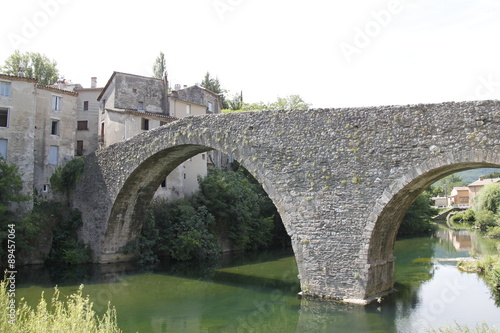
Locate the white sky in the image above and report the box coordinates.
[1,0,499,108]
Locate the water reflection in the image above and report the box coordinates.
[14,235,500,333]
[436,229,475,254]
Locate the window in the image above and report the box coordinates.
[77,120,88,130]
[202,154,205,160]
[138,102,144,111]
[43,184,50,193]
[141,118,149,130]
[83,101,89,111]
[0,108,8,127]
[49,146,59,164]
[208,102,213,113]
[183,173,186,179]
[186,104,191,114]
[100,122,105,140]
[0,139,7,159]
[0,82,11,97]
[161,179,166,188]
[76,140,84,156]
[160,121,167,126]
[52,95,62,111]
[51,120,60,135]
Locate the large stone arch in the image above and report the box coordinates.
[360,149,500,299]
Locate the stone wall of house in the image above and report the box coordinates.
[72,99,500,302]
[115,74,165,113]
[0,76,37,202]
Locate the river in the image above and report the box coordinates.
[15,226,500,332]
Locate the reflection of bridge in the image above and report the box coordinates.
[72,100,500,303]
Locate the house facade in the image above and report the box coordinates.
[448,186,470,208]
[0,74,78,202]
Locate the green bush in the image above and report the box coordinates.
[450,209,476,226]
[0,279,122,332]
[486,226,500,239]
[50,157,84,197]
[475,210,499,231]
[398,193,437,238]
[47,207,91,265]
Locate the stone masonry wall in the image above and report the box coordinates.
[72,100,500,302]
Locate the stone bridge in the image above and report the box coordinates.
[72,100,500,303]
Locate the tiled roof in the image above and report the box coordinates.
[468,178,500,187]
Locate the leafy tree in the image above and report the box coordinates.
[200,72,229,109]
[50,157,84,201]
[227,91,243,111]
[1,50,59,85]
[268,94,311,110]
[223,95,311,113]
[397,193,437,238]
[194,167,274,251]
[475,183,500,214]
[434,174,467,196]
[0,157,29,260]
[152,51,166,79]
[483,171,500,179]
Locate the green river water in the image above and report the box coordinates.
[15,227,500,332]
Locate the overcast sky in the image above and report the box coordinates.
[1,0,499,108]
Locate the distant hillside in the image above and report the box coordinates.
[456,168,500,184]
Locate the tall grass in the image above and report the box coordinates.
[458,255,500,290]
[428,322,500,332]
[0,279,123,332]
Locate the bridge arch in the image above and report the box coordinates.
[361,149,500,299]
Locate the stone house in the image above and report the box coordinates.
[53,77,103,156]
[97,71,223,200]
[0,74,78,202]
[448,186,470,208]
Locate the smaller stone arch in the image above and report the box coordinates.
[360,149,500,299]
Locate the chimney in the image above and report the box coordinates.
[91,77,97,89]
[57,79,65,90]
[479,177,483,181]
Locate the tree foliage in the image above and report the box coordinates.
[1,50,59,85]
[0,158,29,261]
[223,94,311,113]
[50,157,84,198]
[134,166,288,264]
[152,51,166,79]
[200,72,229,109]
[398,193,437,238]
[433,174,467,196]
[474,183,500,231]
